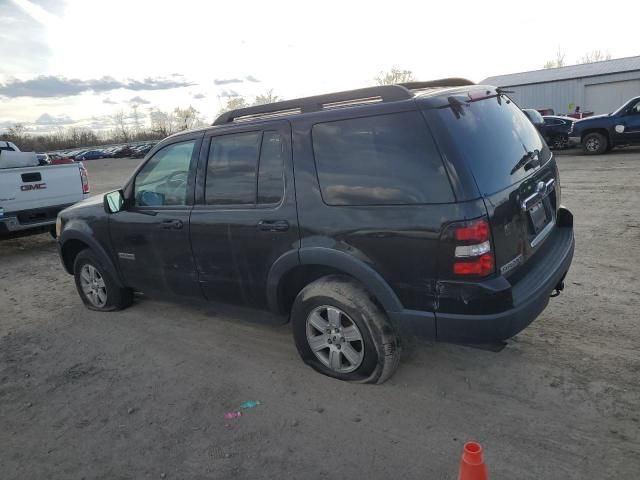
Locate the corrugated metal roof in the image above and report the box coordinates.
[481,55,640,86]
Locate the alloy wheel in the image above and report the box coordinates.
[80,264,108,308]
[306,305,364,373]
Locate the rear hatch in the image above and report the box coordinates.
[423,89,559,277]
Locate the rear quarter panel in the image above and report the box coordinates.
[291,106,485,312]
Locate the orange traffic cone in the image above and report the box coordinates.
[458,441,488,480]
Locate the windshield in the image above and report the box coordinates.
[424,94,550,195]
[612,97,640,116]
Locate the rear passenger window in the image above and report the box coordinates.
[312,112,453,206]
[258,132,285,204]
[206,132,261,205]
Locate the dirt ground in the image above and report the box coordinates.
[1,149,639,479]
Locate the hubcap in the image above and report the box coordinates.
[80,264,107,307]
[586,137,600,151]
[305,306,364,373]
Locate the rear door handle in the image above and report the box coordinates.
[257,220,289,232]
[161,219,183,230]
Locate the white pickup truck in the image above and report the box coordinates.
[0,141,90,237]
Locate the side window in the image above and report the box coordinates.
[312,112,454,206]
[630,101,640,114]
[205,132,261,205]
[134,140,194,207]
[258,131,285,204]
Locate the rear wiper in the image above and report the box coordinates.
[510,150,540,175]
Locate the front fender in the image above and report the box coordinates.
[58,224,124,287]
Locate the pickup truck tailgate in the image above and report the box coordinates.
[0,163,86,214]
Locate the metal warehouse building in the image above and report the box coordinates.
[481,55,640,116]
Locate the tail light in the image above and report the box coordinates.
[79,163,90,194]
[451,218,494,277]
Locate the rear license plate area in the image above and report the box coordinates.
[528,201,549,235]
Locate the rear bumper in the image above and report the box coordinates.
[435,208,574,342]
[0,203,73,236]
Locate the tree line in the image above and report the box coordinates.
[1,75,411,152]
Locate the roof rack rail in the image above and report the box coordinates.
[213,85,412,125]
[397,78,475,90]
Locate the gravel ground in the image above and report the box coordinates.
[1,150,639,479]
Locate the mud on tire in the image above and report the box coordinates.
[291,275,401,384]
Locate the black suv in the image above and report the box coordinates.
[56,79,574,384]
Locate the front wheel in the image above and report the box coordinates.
[582,132,608,155]
[73,249,133,311]
[291,275,401,384]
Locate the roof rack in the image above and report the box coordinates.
[397,78,475,90]
[212,79,476,125]
[213,85,412,125]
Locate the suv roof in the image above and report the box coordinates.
[212,78,475,126]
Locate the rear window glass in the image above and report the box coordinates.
[426,96,550,195]
[311,112,454,206]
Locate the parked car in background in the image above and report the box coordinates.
[131,144,153,158]
[0,141,20,152]
[1,144,90,238]
[522,108,548,140]
[48,153,75,165]
[569,96,640,154]
[112,146,136,158]
[543,116,576,149]
[36,153,51,165]
[76,150,106,161]
[56,80,574,384]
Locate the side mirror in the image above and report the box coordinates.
[104,190,124,214]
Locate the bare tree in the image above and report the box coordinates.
[131,104,141,135]
[254,89,280,105]
[174,106,205,131]
[543,47,566,69]
[217,96,249,116]
[578,50,612,64]
[112,110,131,143]
[375,68,414,85]
[150,109,175,137]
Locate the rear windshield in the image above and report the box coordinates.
[425,95,550,195]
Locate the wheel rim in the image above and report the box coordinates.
[305,305,364,373]
[80,264,107,307]
[586,137,600,151]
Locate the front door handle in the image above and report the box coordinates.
[161,219,183,230]
[257,220,289,232]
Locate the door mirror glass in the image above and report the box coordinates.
[104,190,124,214]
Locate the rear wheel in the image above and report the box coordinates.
[582,132,608,155]
[73,249,133,311]
[291,275,401,384]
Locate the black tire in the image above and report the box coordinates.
[73,249,133,311]
[582,132,608,155]
[291,275,401,384]
[550,135,566,150]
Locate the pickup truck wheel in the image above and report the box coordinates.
[582,132,608,155]
[73,249,133,311]
[291,275,401,384]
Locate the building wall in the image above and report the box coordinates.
[497,71,640,115]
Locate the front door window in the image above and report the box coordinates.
[134,140,195,207]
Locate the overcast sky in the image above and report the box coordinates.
[1,0,639,134]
